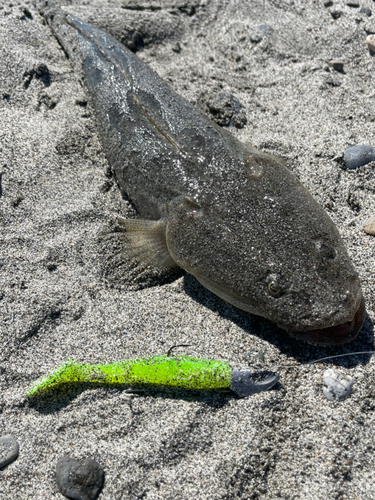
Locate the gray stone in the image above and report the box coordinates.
[0,435,19,469]
[360,6,372,16]
[56,456,104,500]
[245,349,265,363]
[343,145,375,169]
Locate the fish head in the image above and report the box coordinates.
[165,153,365,345]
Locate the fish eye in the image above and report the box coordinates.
[267,275,282,298]
[316,241,336,260]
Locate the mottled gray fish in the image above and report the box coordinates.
[49,13,365,345]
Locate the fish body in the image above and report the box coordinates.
[50,13,365,345]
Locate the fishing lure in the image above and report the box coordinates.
[25,354,279,399]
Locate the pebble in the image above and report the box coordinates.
[331,10,342,19]
[206,92,247,129]
[249,32,262,43]
[171,42,181,53]
[360,6,372,16]
[323,369,353,401]
[328,60,344,72]
[259,24,271,36]
[363,216,375,235]
[343,145,375,169]
[0,435,19,468]
[366,34,375,52]
[245,349,265,363]
[56,456,104,500]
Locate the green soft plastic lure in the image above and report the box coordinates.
[25,355,279,399]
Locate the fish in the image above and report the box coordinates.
[47,12,365,345]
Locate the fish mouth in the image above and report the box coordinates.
[289,297,366,346]
[192,273,366,346]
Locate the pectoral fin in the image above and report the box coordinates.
[98,217,181,290]
[115,217,177,269]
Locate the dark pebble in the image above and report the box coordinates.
[324,0,333,6]
[343,145,375,169]
[0,435,19,469]
[56,456,104,500]
[347,1,360,6]
[206,92,247,128]
[171,42,181,53]
[0,260,4,268]
[329,60,344,72]
[360,6,372,16]
[331,10,342,19]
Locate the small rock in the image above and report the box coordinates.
[205,92,247,128]
[0,435,19,468]
[343,145,375,169]
[360,6,372,16]
[249,24,271,43]
[258,24,271,36]
[331,10,342,19]
[366,34,375,52]
[323,368,353,401]
[249,32,263,43]
[56,456,104,500]
[324,0,333,6]
[364,216,375,235]
[347,1,359,7]
[328,60,344,72]
[171,42,181,53]
[244,349,265,363]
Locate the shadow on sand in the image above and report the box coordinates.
[183,273,374,368]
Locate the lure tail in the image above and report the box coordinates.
[26,356,232,398]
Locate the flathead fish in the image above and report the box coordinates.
[49,13,365,345]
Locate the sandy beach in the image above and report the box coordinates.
[1,0,375,498]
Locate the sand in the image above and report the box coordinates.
[1,0,375,498]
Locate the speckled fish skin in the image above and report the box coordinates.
[52,14,365,345]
